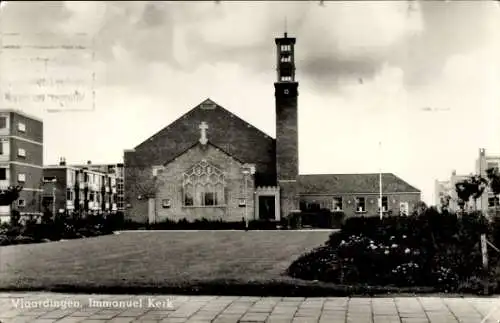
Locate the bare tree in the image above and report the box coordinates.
[126,167,164,200]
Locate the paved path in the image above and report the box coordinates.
[1,292,500,323]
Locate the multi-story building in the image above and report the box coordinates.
[0,110,43,222]
[476,148,500,215]
[69,162,124,212]
[43,159,119,215]
[434,171,473,213]
[435,148,500,215]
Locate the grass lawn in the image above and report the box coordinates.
[0,230,348,296]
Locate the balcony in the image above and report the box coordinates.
[0,152,8,162]
[0,180,10,190]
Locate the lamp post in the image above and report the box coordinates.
[379,141,383,220]
[242,165,256,231]
[242,170,249,230]
[51,178,57,216]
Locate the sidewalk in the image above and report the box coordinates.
[1,292,500,323]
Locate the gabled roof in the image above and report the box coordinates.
[298,173,420,195]
[134,98,273,151]
[129,99,276,185]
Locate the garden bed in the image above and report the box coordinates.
[287,209,500,294]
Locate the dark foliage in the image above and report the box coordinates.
[0,211,125,246]
[145,218,283,230]
[0,186,23,206]
[288,209,492,292]
[282,210,344,229]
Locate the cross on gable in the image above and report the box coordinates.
[199,121,208,145]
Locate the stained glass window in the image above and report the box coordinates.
[183,160,225,206]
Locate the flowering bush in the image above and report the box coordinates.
[288,209,491,292]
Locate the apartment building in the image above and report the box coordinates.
[476,148,500,215]
[435,148,500,215]
[0,110,43,221]
[69,162,124,211]
[434,171,473,213]
[43,159,119,215]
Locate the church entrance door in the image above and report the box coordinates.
[259,196,275,220]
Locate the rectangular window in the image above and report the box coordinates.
[280,55,291,62]
[17,199,25,207]
[238,198,246,207]
[89,192,94,201]
[204,192,215,206]
[17,122,26,132]
[380,196,388,212]
[0,117,6,129]
[162,199,171,208]
[43,176,56,182]
[17,173,25,182]
[184,190,194,206]
[332,197,343,211]
[281,76,292,82]
[17,148,26,157]
[356,197,366,212]
[281,44,291,51]
[0,168,6,180]
[488,197,499,207]
[67,190,73,201]
[0,142,3,155]
[152,166,164,177]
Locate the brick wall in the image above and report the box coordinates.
[10,139,43,166]
[299,192,422,217]
[138,143,255,223]
[15,189,42,214]
[42,168,67,212]
[9,112,43,143]
[279,180,299,219]
[275,82,298,181]
[130,104,276,187]
[10,163,42,190]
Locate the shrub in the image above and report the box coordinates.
[288,208,493,291]
[248,220,278,230]
[0,234,11,246]
[287,245,340,283]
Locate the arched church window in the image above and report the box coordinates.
[183,160,225,206]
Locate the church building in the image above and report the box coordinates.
[124,33,421,224]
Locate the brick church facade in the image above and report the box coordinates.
[124,33,421,224]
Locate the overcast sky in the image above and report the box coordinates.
[1,1,499,204]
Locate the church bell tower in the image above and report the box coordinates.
[274,32,299,218]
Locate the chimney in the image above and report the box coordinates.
[87,160,91,165]
[480,148,486,157]
[59,157,66,166]
[452,169,456,176]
